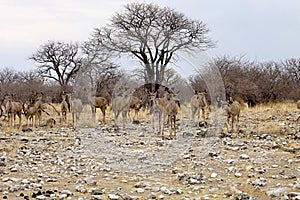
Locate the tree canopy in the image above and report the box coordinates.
[91,2,214,85]
[30,41,82,93]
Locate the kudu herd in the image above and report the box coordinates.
[0,85,255,139]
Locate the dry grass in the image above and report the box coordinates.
[237,101,298,138]
[1,101,299,134]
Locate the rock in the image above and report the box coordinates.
[189,178,199,184]
[8,185,20,192]
[208,152,218,157]
[84,176,97,185]
[211,173,218,178]
[134,181,148,188]
[285,192,300,200]
[91,189,104,195]
[61,190,72,196]
[235,172,242,178]
[59,193,68,199]
[240,154,249,160]
[10,167,18,172]
[148,193,157,199]
[203,195,210,200]
[246,166,253,171]
[108,194,120,200]
[231,193,253,200]
[255,167,266,174]
[294,182,300,189]
[160,186,172,195]
[266,188,287,197]
[91,195,103,200]
[36,195,46,200]
[252,178,267,187]
[176,188,183,194]
[228,166,235,173]
[136,188,145,193]
[193,185,200,191]
[118,194,134,200]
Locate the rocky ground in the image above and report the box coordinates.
[0,103,300,200]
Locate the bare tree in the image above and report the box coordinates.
[282,58,300,99]
[16,70,44,103]
[91,2,214,85]
[283,58,300,84]
[72,37,121,102]
[30,41,82,93]
[0,68,18,99]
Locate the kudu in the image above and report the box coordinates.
[23,101,37,127]
[149,92,164,133]
[4,96,22,128]
[111,91,133,128]
[68,94,83,127]
[22,95,52,127]
[61,94,68,123]
[222,100,241,132]
[191,92,208,125]
[129,96,142,121]
[88,95,108,122]
[162,93,180,138]
[34,96,45,126]
[149,92,180,138]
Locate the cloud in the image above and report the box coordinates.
[0,0,124,46]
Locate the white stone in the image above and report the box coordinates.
[228,166,235,172]
[136,188,145,193]
[160,186,171,195]
[267,188,287,197]
[108,194,120,200]
[211,172,218,178]
[240,154,249,159]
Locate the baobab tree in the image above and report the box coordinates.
[90,2,214,88]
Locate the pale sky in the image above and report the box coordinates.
[1,0,300,71]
